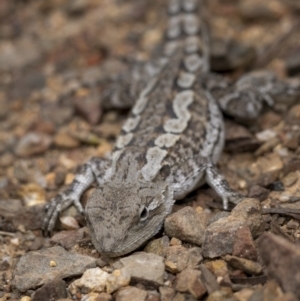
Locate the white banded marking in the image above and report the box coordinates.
[142,147,168,181]
[116,133,133,148]
[177,71,196,88]
[164,90,194,133]
[185,36,201,53]
[104,149,124,181]
[132,76,158,115]
[155,133,180,148]
[158,57,169,67]
[145,57,169,76]
[184,54,203,72]
[164,41,180,56]
[201,91,223,160]
[164,119,189,133]
[168,0,180,14]
[172,90,194,120]
[145,62,162,77]
[122,116,141,133]
[167,16,181,39]
[148,199,160,211]
[183,14,199,35]
[182,0,198,12]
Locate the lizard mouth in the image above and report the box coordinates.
[88,223,153,257]
[91,236,143,257]
[86,222,137,257]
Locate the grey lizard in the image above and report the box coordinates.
[43,0,300,257]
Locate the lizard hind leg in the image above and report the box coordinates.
[205,162,243,210]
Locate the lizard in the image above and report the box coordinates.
[43,0,300,257]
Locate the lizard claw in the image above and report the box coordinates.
[222,192,244,210]
[73,199,85,216]
[42,193,81,233]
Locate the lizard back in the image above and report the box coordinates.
[103,0,224,199]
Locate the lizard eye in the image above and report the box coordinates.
[139,206,149,222]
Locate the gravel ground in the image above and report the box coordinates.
[1,0,300,300]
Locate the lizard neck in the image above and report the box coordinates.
[104,149,147,184]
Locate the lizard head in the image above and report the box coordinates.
[85,180,174,257]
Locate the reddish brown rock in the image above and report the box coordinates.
[164,206,207,246]
[31,279,67,301]
[232,226,258,261]
[202,199,264,258]
[257,233,300,299]
[175,269,207,299]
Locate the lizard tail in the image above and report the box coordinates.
[163,0,210,72]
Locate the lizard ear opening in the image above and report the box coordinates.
[139,205,149,221]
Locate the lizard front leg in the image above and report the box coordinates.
[205,162,243,210]
[43,157,109,232]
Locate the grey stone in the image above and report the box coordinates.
[69,267,108,295]
[119,252,164,287]
[13,246,97,292]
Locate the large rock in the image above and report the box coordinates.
[164,207,207,246]
[232,225,258,261]
[13,246,97,292]
[202,198,264,258]
[119,252,165,287]
[257,233,300,299]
